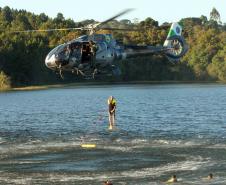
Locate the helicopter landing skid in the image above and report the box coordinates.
[70,65,114,79]
[72,67,86,76]
[71,67,98,79]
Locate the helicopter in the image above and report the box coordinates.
[14,9,188,79]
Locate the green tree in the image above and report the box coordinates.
[0,71,11,90]
[200,15,208,25]
[210,7,221,24]
[207,46,226,81]
[139,17,158,28]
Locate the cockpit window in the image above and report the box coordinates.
[58,45,68,54]
[47,44,66,59]
[59,46,69,56]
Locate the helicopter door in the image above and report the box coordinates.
[95,43,107,61]
[81,43,91,64]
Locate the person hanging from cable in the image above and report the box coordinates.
[107,96,116,130]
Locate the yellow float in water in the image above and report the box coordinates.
[81,144,96,148]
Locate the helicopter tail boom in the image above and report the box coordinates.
[120,22,188,61]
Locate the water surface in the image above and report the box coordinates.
[0,84,226,184]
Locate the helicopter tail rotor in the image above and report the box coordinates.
[163,23,188,61]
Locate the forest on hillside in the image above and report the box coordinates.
[0,6,226,89]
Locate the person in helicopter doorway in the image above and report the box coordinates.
[107,96,116,130]
[69,44,82,67]
[89,40,98,68]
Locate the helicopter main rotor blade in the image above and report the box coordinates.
[4,9,134,34]
[101,9,134,25]
[8,27,86,33]
[100,27,140,31]
[94,8,134,30]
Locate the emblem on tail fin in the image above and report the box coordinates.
[166,23,182,38]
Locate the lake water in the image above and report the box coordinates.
[0,84,226,185]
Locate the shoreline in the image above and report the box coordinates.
[1,80,225,92]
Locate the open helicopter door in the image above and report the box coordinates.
[164,23,188,61]
[81,42,92,64]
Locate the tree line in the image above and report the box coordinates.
[0,6,226,89]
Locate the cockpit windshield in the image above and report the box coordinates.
[47,44,66,59]
[58,46,68,54]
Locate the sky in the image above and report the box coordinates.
[0,0,225,24]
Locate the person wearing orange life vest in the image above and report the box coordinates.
[107,96,116,129]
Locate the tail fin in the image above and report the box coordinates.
[163,23,188,61]
[164,22,182,47]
